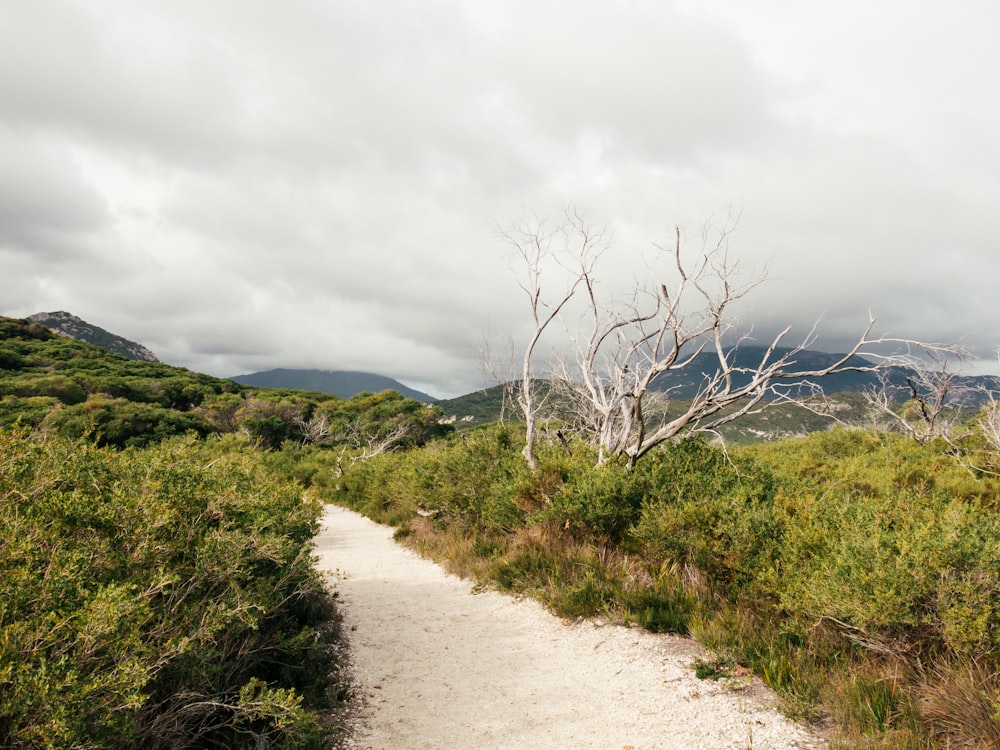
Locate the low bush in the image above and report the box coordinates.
[747,429,1000,659]
[340,423,530,531]
[630,438,782,598]
[540,458,646,544]
[40,395,213,448]
[0,430,341,749]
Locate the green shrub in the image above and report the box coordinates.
[41,396,213,448]
[340,423,529,531]
[0,373,87,404]
[746,429,1000,658]
[630,438,782,597]
[0,430,339,749]
[542,459,647,543]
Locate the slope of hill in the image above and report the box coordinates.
[27,311,159,362]
[438,346,1000,440]
[231,368,436,402]
[0,316,449,450]
[16,312,436,403]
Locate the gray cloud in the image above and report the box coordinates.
[2,0,998,398]
[0,127,108,256]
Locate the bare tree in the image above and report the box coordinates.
[500,207,609,469]
[293,411,331,446]
[477,327,519,425]
[509,210,939,469]
[862,350,972,445]
[977,393,1000,455]
[948,391,1000,477]
[334,423,413,476]
[857,347,1000,479]
[949,354,1000,475]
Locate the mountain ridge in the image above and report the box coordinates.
[28,311,159,362]
[649,345,1000,399]
[231,368,436,403]
[20,311,999,409]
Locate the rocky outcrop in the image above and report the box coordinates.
[27,311,159,362]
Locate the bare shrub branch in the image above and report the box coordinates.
[500,206,611,469]
[508,208,948,468]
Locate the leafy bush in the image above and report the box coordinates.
[341,423,529,531]
[630,438,782,597]
[746,429,1000,658]
[541,458,646,544]
[0,373,88,404]
[317,389,451,449]
[40,395,214,448]
[0,395,59,427]
[0,430,339,749]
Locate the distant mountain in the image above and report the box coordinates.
[649,345,1000,400]
[231,368,436,402]
[648,346,878,397]
[437,346,1000,430]
[27,311,159,362]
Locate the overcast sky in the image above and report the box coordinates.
[3,1,999,398]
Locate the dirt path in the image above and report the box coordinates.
[313,504,825,750]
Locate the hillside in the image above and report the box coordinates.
[436,383,871,443]
[0,316,448,449]
[10,311,997,442]
[27,311,159,362]
[231,368,436,402]
[438,346,999,442]
[18,312,437,404]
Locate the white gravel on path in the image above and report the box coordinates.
[313,504,827,750]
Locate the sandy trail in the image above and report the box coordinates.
[313,504,825,750]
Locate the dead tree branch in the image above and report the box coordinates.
[510,209,949,469]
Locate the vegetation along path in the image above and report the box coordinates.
[313,504,825,750]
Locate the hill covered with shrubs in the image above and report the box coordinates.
[6,310,1000,748]
[0,315,450,748]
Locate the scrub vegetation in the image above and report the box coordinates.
[5,313,1000,748]
[0,431,342,749]
[335,423,1000,749]
[0,317,451,748]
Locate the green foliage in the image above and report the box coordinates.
[0,430,339,749]
[0,318,235,409]
[631,438,782,597]
[340,421,1000,745]
[317,389,452,449]
[341,423,528,530]
[244,413,300,450]
[0,316,443,459]
[540,457,646,544]
[0,373,88,404]
[0,395,59,427]
[746,429,1000,657]
[618,570,699,633]
[41,395,214,448]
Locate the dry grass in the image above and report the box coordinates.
[918,659,1000,749]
